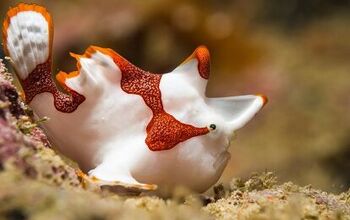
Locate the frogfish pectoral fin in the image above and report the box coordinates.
[207,94,267,131]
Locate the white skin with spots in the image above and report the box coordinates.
[4,6,265,192]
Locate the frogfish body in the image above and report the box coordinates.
[2,4,267,192]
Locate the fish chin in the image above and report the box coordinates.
[213,151,231,173]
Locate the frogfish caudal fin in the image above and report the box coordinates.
[2,3,85,112]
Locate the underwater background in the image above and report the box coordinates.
[1,0,350,193]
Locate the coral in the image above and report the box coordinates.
[205,173,350,220]
[0,59,80,188]
[0,58,349,219]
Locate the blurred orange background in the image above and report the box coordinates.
[1,0,350,193]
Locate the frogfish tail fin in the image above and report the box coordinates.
[2,3,53,102]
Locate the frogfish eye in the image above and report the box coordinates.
[209,124,216,131]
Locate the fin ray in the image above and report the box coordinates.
[2,3,53,80]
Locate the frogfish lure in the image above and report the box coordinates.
[2,3,267,192]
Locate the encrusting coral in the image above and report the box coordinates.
[206,172,350,219]
[0,58,81,188]
[0,58,349,219]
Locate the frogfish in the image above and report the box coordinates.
[2,3,267,192]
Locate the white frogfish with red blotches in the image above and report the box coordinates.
[2,3,267,192]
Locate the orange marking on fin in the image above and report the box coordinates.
[55,46,101,90]
[70,46,97,60]
[88,46,117,59]
[69,52,82,60]
[56,71,79,91]
[181,45,210,79]
[2,3,53,56]
[256,94,268,107]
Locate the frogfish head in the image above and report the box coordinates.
[156,46,267,190]
[161,46,266,146]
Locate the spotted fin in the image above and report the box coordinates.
[2,3,53,80]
